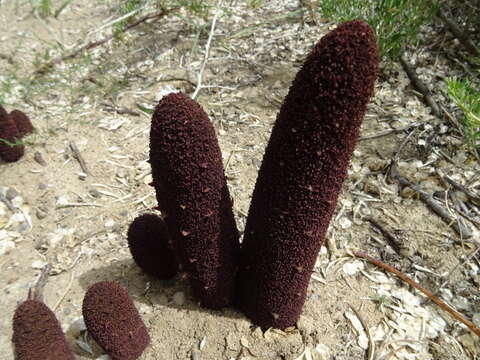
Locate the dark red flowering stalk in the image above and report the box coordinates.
[237,20,379,329]
[128,213,178,279]
[13,301,75,360]
[10,109,33,137]
[0,105,24,162]
[12,266,75,359]
[150,92,240,309]
[82,281,150,360]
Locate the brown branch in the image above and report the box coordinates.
[389,164,472,239]
[354,251,480,338]
[358,123,421,142]
[443,174,480,206]
[366,217,403,255]
[399,54,441,118]
[437,8,478,57]
[27,264,51,302]
[69,141,89,175]
[33,7,179,76]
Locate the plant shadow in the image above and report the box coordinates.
[77,258,246,322]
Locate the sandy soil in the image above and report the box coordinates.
[1,1,479,359]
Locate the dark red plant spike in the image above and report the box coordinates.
[82,281,150,360]
[237,20,379,329]
[150,92,240,309]
[0,104,8,118]
[128,213,179,279]
[12,300,75,360]
[10,109,34,138]
[0,105,24,162]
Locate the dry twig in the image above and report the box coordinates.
[389,164,472,239]
[348,304,375,360]
[358,123,421,142]
[440,171,480,206]
[69,141,89,175]
[355,251,480,338]
[33,7,178,76]
[366,217,404,255]
[437,8,478,56]
[191,10,221,100]
[28,264,51,302]
[399,54,441,118]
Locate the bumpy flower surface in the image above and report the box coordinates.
[0,105,24,162]
[83,281,150,360]
[237,20,379,329]
[10,109,33,138]
[12,300,75,360]
[128,213,178,279]
[150,92,240,309]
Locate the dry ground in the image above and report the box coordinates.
[1,1,479,359]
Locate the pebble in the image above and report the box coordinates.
[0,240,15,256]
[34,151,47,166]
[116,168,127,178]
[297,315,315,335]
[31,259,47,269]
[6,188,19,200]
[36,207,48,220]
[11,196,23,208]
[104,218,118,232]
[172,291,185,306]
[137,303,152,315]
[339,217,352,229]
[18,222,30,232]
[157,294,168,305]
[89,189,102,198]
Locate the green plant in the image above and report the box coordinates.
[372,295,391,311]
[317,0,438,60]
[113,0,146,34]
[246,0,263,9]
[40,0,53,17]
[26,0,74,18]
[446,76,480,153]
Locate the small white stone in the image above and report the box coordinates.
[56,195,70,206]
[104,219,116,231]
[0,240,15,255]
[339,217,352,229]
[32,259,47,269]
[315,344,330,360]
[342,261,364,276]
[11,196,23,208]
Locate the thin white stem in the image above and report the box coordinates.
[191,10,221,100]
